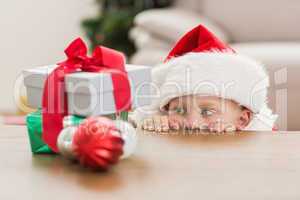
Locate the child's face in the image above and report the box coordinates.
[166,95,252,131]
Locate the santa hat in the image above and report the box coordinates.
[133,24,277,131]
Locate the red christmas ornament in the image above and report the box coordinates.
[72,117,124,170]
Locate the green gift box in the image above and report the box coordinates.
[26,110,128,154]
[26,109,54,154]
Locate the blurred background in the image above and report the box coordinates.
[0,0,172,114]
[1,0,300,130]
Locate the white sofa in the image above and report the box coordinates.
[130,0,300,131]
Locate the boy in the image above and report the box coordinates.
[132,24,277,132]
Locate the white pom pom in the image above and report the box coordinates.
[114,120,137,159]
[57,126,77,160]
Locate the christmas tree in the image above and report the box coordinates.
[82,0,173,57]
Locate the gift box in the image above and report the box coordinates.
[23,64,151,116]
[26,111,129,154]
[26,109,54,154]
[23,38,149,153]
[26,111,83,154]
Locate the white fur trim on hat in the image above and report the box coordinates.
[153,52,269,113]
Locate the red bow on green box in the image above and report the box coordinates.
[42,38,131,152]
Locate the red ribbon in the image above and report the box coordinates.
[42,38,131,152]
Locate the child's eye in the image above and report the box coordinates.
[175,107,185,115]
[201,109,216,117]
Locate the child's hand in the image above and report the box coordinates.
[142,115,169,132]
[208,119,236,133]
[142,115,182,132]
[141,115,237,133]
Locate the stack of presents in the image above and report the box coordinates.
[22,38,151,156]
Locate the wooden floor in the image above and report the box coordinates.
[1,122,300,200]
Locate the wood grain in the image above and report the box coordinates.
[1,122,300,200]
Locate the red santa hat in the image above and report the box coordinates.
[134,24,277,131]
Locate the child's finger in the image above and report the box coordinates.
[160,116,169,132]
[199,123,209,131]
[142,118,154,131]
[147,118,155,131]
[224,123,236,132]
[153,115,162,132]
[191,120,200,130]
[169,121,179,130]
[169,118,180,130]
[209,119,225,133]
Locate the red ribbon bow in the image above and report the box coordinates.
[42,38,131,152]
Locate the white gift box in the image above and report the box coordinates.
[23,64,152,116]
